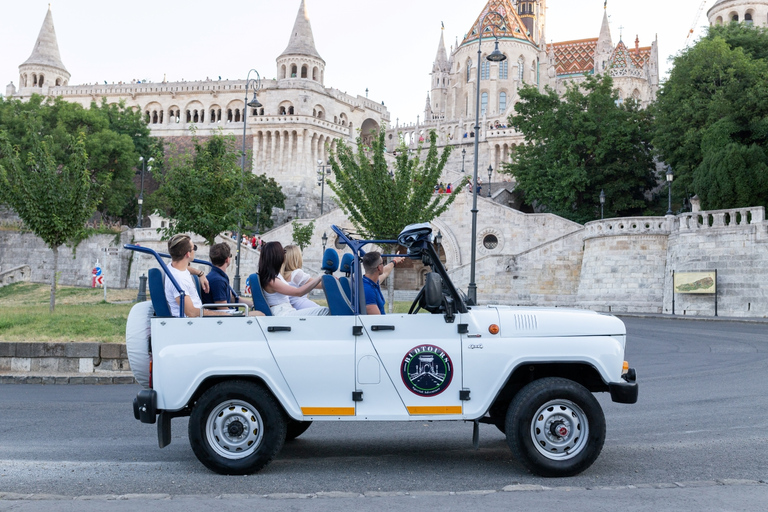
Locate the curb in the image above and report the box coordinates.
[616,313,768,324]
[0,375,136,385]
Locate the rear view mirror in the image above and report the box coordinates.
[423,272,443,311]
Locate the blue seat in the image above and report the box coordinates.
[320,248,353,316]
[148,268,172,317]
[339,253,354,300]
[246,273,273,316]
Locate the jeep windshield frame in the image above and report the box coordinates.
[331,225,468,315]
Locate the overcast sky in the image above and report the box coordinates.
[0,0,715,124]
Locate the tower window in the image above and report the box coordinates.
[481,92,488,116]
[467,59,472,82]
[500,60,508,80]
[481,61,490,80]
[499,92,507,112]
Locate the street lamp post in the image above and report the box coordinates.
[317,159,331,215]
[468,11,507,305]
[255,203,262,235]
[137,156,153,228]
[487,165,493,198]
[233,69,263,295]
[322,232,328,252]
[295,203,300,220]
[599,189,605,220]
[435,230,443,261]
[666,166,674,215]
[461,147,466,173]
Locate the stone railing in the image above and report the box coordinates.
[678,207,765,232]
[0,265,30,288]
[609,67,645,79]
[583,217,671,240]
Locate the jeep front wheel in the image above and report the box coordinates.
[506,377,605,477]
[189,381,286,475]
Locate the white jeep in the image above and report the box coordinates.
[125,223,637,478]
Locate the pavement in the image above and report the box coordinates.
[1,312,766,385]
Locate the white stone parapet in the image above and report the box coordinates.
[583,216,672,240]
[678,207,766,231]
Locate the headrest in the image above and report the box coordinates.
[321,248,339,273]
[340,253,354,274]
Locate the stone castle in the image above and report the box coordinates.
[3,0,768,317]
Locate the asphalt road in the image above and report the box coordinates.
[1,317,767,510]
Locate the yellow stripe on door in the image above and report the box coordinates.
[407,406,462,415]
[301,407,355,416]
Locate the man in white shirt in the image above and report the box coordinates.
[164,234,230,318]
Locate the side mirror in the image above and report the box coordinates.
[423,272,443,311]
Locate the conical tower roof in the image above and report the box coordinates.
[22,6,68,72]
[608,40,634,69]
[460,0,535,47]
[598,8,612,46]
[433,29,449,72]
[280,0,324,62]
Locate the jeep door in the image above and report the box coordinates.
[261,316,357,419]
[358,315,463,419]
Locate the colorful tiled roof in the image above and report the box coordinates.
[460,0,535,47]
[552,38,597,76]
[609,40,651,70]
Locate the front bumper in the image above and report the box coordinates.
[609,368,638,404]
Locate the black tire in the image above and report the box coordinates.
[188,381,286,475]
[505,377,605,477]
[285,420,312,441]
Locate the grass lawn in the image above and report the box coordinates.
[0,283,417,343]
[0,283,137,343]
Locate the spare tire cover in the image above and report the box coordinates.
[125,301,153,388]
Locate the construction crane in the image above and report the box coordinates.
[686,0,708,46]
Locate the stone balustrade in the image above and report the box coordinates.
[0,265,31,288]
[583,216,671,240]
[678,207,765,232]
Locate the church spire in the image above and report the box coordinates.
[433,28,449,73]
[279,0,324,62]
[22,5,68,72]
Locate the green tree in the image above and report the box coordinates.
[0,133,100,312]
[503,74,657,223]
[328,128,466,311]
[653,24,768,210]
[154,133,285,245]
[291,220,316,251]
[0,96,158,223]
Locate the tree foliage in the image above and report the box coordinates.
[328,128,466,241]
[153,133,285,245]
[0,96,161,223]
[503,74,657,223]
[653,23,768,210]
[292,220,315,251]
[0,133,100,312]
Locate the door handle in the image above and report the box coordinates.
[267,326,291,332]
[371,325,395,331]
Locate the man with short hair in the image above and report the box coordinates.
[362,251,404,315]
[164,234,229,318]
[200,242,254,310]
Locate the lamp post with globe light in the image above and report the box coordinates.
[137,156,153,228]
[666,166,674,215]
[468,11,507,305]
[600,189,605,220]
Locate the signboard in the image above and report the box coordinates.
[674,272,716,294]
[102,247,119,256]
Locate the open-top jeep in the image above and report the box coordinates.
[125,223,637,477]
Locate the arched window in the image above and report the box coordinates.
[732,14,739,21]
[38,74,44,86]
[288,106,294,115]
[152,111,158,124]
[745,12,753,24]
[281,65,286,79]
[481,60,490,80]
[32,73,38,86]
[313,66,318,80]
[466,59,472,82]
[259,108,264,115]
[301,65,308,78]
[210,109,217,122]
[227,109,233,122]
[145,111,151,124]
[279,106,286,115]
[499,60,508,80]
[193,110,199,123]
[518,58,525,81]
[55,78,62,86]
[291,65,297,78]
[235,109,241,122]
[481,92,488,116]
[159,111,164,124]
[499,92,507,112]
[186,110,192,123]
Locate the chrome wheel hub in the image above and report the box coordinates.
[530,399,588,460]
[206,400,264,460]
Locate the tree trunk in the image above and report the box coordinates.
[387,266,395,314]
[50,246,58,313]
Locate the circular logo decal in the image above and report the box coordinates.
[401,345,453,396]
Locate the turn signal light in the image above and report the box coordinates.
[622,361,629,375]
[489,324,500,335]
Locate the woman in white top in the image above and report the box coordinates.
[281,245,320,310]
[259,241,329,316]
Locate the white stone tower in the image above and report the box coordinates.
[16,6,70,95]
[593,9,614,75]
[428,28,451,121]
[276,0,326,85]
[708,0,768,26]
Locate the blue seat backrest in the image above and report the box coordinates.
[148,268,172,317]
[339,253,353,300]
[320,248,352,316]
[246,273,273,316]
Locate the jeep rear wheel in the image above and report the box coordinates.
[506,377,605,477]
[189,381,286,475]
